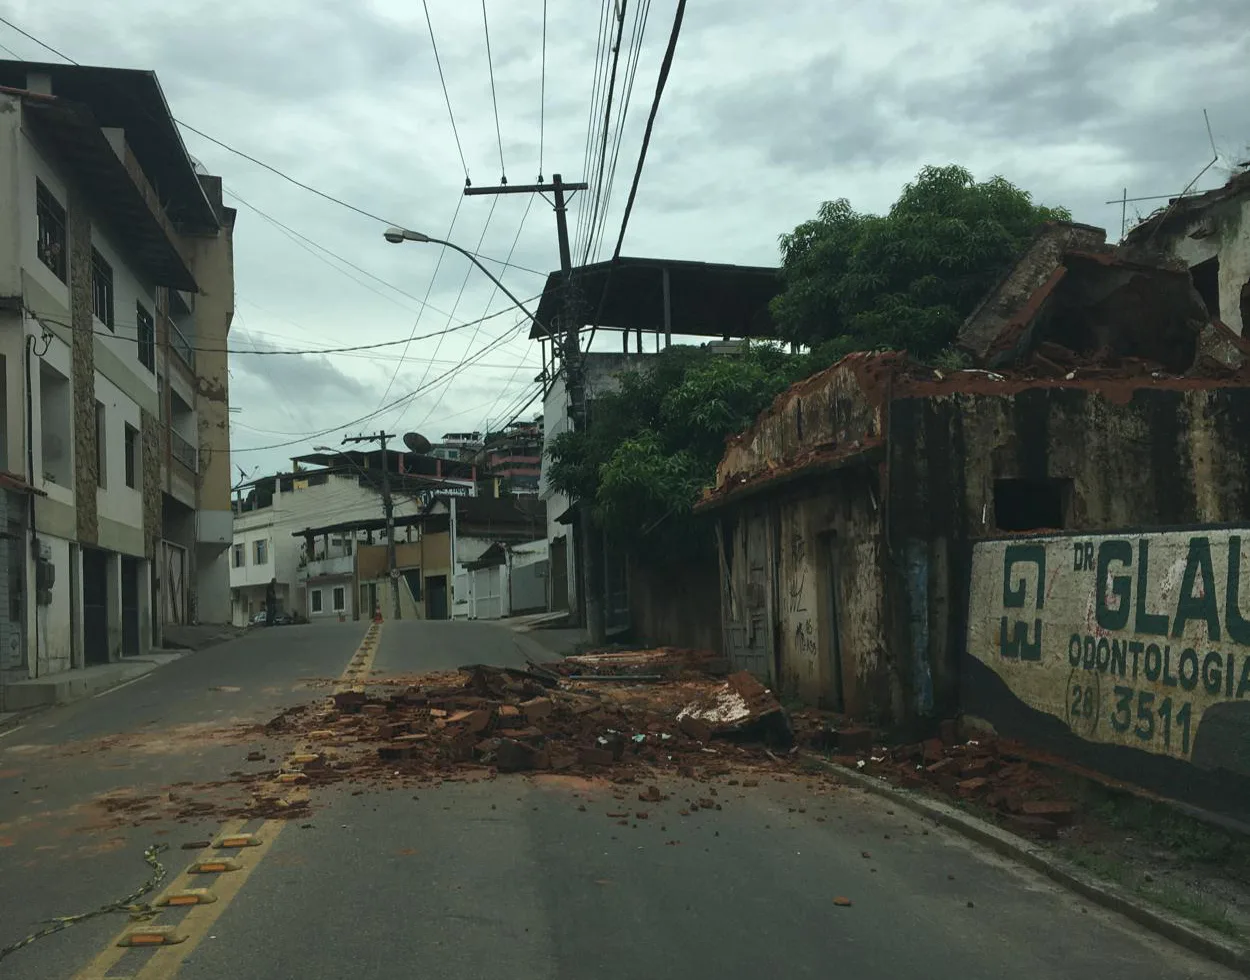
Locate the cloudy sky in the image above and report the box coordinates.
[2,0,1247,479]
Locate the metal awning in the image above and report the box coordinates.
[529,256,782,340]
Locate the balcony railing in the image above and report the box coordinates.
[170,321,195,370]
[171,429,198,472]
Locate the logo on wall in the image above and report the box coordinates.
[1000,544,1045,661]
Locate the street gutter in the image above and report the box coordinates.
[808,754,1250,974]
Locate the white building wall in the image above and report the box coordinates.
[88,221,159,394]
[94,371,143,545]
[1163,197,1250,336]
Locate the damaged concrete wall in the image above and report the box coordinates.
[1126,180,1250,337]
[889,379,1250,815]
[627,542,722,656]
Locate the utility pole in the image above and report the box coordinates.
[464,174,604,641]
[342,431,401,621]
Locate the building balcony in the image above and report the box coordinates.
[171,320,195,371]
[171,429,197,472]
[298,553,355,582]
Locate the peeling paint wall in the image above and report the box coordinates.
[1149,196,1250,336]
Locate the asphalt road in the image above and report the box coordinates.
[0,619,1237,980]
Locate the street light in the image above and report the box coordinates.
[383,226,557,346]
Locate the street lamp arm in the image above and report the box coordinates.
[385,227,561,352]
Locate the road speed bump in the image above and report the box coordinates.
[188,858,241,874]
[308,729,335,739]
[215,832,262,848]
[118,925,187,947]
[156,888,218,907]
[276,771,307,783]
[290,753,321,765]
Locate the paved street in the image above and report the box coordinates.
[0,620,1237,980]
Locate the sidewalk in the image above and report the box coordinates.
[0,650,184,715]
[492,611,588,659]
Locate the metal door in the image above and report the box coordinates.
[426,575,448,620]
[549,537,568,611]
[121,557,140,655]
[720,513,774,682]
[83,548,109,666]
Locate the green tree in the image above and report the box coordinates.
[771,164,1070,360]
[546,344,807,558]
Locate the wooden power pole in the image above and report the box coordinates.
[463,174,603,639]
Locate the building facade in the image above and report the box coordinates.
[0,61,234,705]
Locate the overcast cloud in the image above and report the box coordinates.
[3,0,1247,478]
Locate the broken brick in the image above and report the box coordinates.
[639,785,663,803]
[960,757,998,779]
[956,777,989,797]
[922,738,945,763]
[925,757,961,776]
[938,719,958,745]
[679,715,713,742]
[495,739,549,773]
[361,704,387,716]
[497,705,522,724]
[377,722,410,740]
[578,747,616,767]
[834,726,874,755]
[332,691,367,713]
[1002,814,1059,840]
[520,697,554,724]
[1019,801,1076,825]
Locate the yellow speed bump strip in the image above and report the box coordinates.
[155,889,218,907]
[215,832,262,848]
[118,926,186,948]
[188,858,241,874]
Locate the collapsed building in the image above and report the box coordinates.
[697,218,1250,820]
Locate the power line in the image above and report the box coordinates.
[21,299,538,357]
[388,196,501,430]
[415,194,537,431]
[609,0,687,262]
[374,195,464,410]
[575,0,614,263]
[538,0,548,181]
[587,0,652,263]
[422,0,470,184]
[481,0,507,184]
[582,0,630,264]
[232,318,530,452]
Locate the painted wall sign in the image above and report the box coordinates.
[967,530,1250,773]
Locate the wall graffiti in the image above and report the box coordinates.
[968,530,1250,770]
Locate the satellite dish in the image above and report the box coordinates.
[403,432,431,454]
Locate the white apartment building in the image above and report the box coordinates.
[230,466,426,626]
[0,61,235,706]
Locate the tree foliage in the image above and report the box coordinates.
[546,344,809,557]
[771,164,1071,359]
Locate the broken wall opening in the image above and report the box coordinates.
[1190,256,1220,320]
[992,478,1071,532]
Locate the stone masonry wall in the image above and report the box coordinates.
[68,192,97,545]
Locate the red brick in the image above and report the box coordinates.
[679,715,713,742]
[377,722,410,740]
[639,785,663,803]
[892,743,924,762]
[835,726,874,755]
[938,718,958,745]
[497,705,522,724]
[960,757,998,778]
[578,747,616,766]
[361,704,387,716]
[1019,800,1076,825]
[1003,814,1059,839]
[925,757,961,776]
[956,777,989,797]
[922,738,945,763]
[495,739,549,772]
[521,697,554,723]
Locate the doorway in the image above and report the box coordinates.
[549,536,568,612]
[820,534,845,711]
[121,557,141,655]
[425,575,448,620]
[82,548,110,666]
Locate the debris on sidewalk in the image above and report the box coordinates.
[675,671,793,747]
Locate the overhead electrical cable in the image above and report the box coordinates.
[481,0,507,183]
[422,0,471,184]
[538,0,548,181]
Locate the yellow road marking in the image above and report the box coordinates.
[71,625,379,979]
[131,820,285,980]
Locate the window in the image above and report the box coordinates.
[124,423,138,488]
[36,180,67,281]
[332,586,345,612]
[39,362,71,486]
[1191,257,1220,319]
[91,249,114,329]
[137,303,155,372]
[232,543,244,568]
[311,589,323,613]
[94,401,106,488]
[993,478,1071,531]
[253,539,269,565]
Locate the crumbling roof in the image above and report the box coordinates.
[1123,170,1250,245]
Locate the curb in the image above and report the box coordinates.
[809,755,1250,973]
